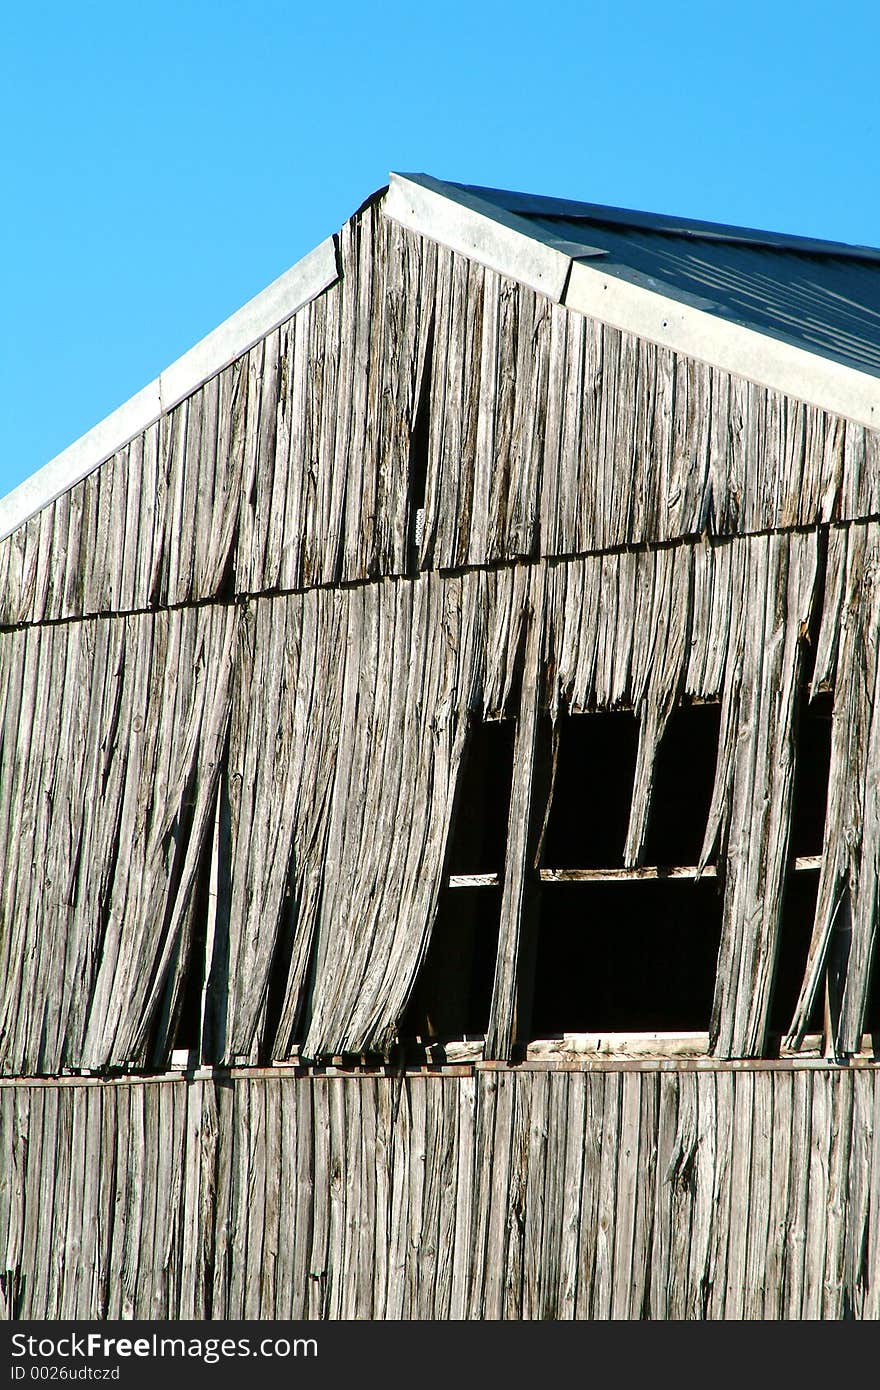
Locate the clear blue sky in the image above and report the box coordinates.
[1,1,878,499]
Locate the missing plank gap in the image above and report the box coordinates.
[402,717,513,1040]
[642,701,722,867]
[542,708,639,868]
[406,317,434,576]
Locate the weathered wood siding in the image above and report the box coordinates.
[1,205,879,629]
[1,523,880,1070]
[1,1067,878,1320]
[2,196,880,1074]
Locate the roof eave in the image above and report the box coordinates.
[0,235,340,544]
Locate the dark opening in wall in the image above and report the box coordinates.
[446,718,514,875]
[770,869,823,1038]
[789,692,833,859]
[865,940,880,1036]
[407,320,433,575]
[527,703,724,1040]
[402,886,501,1039]
[148,769,206,1066]
[402,717,512,1042]
[530,878,723,1034]
[643,702,721,865]
[542,710,638,868]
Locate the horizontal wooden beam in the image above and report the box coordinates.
[447,855,821,890]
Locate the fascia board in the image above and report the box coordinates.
[0,235,340,543]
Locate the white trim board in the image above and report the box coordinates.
[0,236,340,543]
[384,173,880,433]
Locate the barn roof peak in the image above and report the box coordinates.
[2,172,879,543]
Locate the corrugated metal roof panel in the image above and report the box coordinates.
[453,183,880,380]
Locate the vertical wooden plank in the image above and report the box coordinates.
[521,1069,550,1319]
[762,1070,793,1320]
[610,1071,641,1319]
[486,571,545,1059]
[537,1071,569,1319]
[557,1071,586,1320]
[782,1068,812,1317]
[802,1068,832,1318]
[649,1072,678,1319]
[590,1071,621,1319]
[842,1069,874,1319]
[357,1076,380,1318]
[385,1076,412,1320]
[822,1071,853,1319]
[467,1067,500,1317]
[666,1071,697,1321]
[743,1070,773,1317]
[575,1072,605,1320]
[687,1073,716,1320]
[371,1078,393,1321]
[259,1077,281,1318]
[449,1074,476,1318]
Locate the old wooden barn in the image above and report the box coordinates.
[1,174,880,1320]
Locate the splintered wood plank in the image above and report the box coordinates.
[783,1067,812,1318]
[666,1071,697,1320]
[208,1079,234,1317]
[58,1086,87,1318]
[385,1077,413,1320]
[448,1074,476,1318]
[648,1072,678,1319]
[574,1073,605,1319]
[556,1072,586,1319]
[590,1071,622,1319]
[413,1078,441,1317]
[842,1069,874,1319]
[479,1071,513,1319]
[486,570,545,1060]
[179,1078,216,1318]
[711,532,817,1057]
[536,304,568,558]
[801,1068,832,1319]
[864,1072,880,1321]
[610,1070,643,1319]
[259,1077,282,1317]
[625,544,692,865]
[536,1072,569,1320]
[279,1077,311,1319]
[722,1070,754,1319]
[686,1074,716,1319]
[358,1076,381,1318]
[821,1072,853,1319]
[743,1070,773,1317]
[521,1069,549,1319]
[762,1070,794,1320]
[502,1071,530,1319]
[340,1076,365,1320]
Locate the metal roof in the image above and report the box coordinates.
[457,182,880,380]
